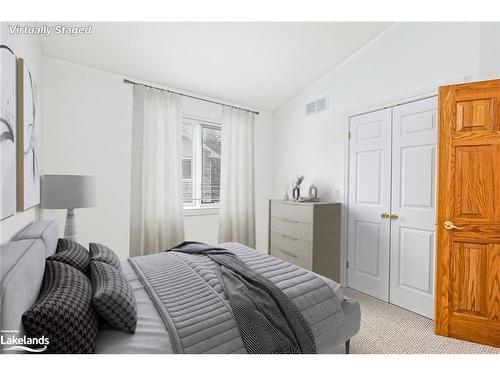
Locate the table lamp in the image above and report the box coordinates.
[41,175,97,241]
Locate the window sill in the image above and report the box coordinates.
[183,207,220,217]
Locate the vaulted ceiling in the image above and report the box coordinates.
[40,22,391,111]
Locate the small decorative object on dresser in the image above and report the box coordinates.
[283,184,290,200]
[308,184,318,200]
[268,199,341,282]
[292,175,304,201]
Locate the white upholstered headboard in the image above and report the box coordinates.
[0,220,59,347]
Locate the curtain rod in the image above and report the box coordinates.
[123,79,259,115]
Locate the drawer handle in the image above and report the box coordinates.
[281,249,298,258]
[281,218,299,224]
[282,234,298,241]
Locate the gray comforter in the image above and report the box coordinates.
[168,242,316,353]
[127,242,345,354]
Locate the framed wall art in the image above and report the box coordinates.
[17,57,40,211]
[0,44,17,220]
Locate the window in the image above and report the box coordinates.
[182,117,221,210]
[182,123,194,203]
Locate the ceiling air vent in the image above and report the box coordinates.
[306,96,329,116]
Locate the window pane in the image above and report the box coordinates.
[201,126,221,204]
[182,124,194,204]
[182,160,192,179]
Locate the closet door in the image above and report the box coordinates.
[347,108,392,301]
[389,97,437,318]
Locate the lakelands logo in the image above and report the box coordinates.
[8,24,92,37]
[1,329,49,353]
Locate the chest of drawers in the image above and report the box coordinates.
[268,199,341,282]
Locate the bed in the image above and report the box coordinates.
[0,220,360,354]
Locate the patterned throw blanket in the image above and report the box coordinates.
[169,242,317,354]
[128,242,344,354]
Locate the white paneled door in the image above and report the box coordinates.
[347,108,392,301]
[347,97,437,318]
[389,97,437,318]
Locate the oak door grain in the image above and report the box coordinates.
[435,79,500,347]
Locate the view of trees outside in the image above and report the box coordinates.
[181,121,221,206]
[201,126,221,203]
[182,124,194,204]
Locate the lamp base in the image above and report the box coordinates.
[64,208,77,241]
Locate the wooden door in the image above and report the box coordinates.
[435,79,500,347]
[390,97,438,318]
[347,108,392,301]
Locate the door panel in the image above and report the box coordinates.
[456,98,500,132]
[347,108,391,300]
[355,150,383,205]
[451,241,488,315]
[400,145,435,208]
[436,79,500,347]
[454,145,496,220]
[390,97,438,318]
[354,220,382,277]
[398,227,434,293]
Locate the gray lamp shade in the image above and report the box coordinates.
[41,175,97,209]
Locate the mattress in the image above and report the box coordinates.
[95,243,357,354]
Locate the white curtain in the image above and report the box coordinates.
[129,85,184,256]
[218,107,255,247]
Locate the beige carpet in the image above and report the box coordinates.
[333,288,500,354]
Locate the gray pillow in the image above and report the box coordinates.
[48,238,90,274]
[90,260,137,334]
[89,242,121,270]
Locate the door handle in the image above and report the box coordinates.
[443,221,462,230]
[390,213,399,220]
[380,212,390,219]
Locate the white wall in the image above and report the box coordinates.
[42,57,273,259]
[272,22,500,203]
[0,23,43,245]
[478,23,500,79]
[41,58,132,257]
[254,110,274,251]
